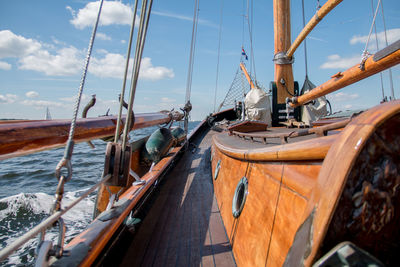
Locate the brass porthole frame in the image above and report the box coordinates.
[232,176,248,218]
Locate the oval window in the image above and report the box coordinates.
[232,177,248,218]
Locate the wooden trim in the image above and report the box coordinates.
[291,49,400,107]
[303,100,400,265]
[59,120,207,266]
[286,0,343,57]
[64,146,183,266]
[213,133,336,161]
[0,112,173,160]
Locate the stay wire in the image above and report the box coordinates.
[301,0,309,78]
[213,0,224,112]
[122,0,154,150]
[361,0,381,62]
[380,0,395,99]
[245,0,256,84]
[186,0,200,104]
[370,0,385,100]
[185,0,200,133]
[114,0,139,142]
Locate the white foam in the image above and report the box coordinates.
[0,189,95,265]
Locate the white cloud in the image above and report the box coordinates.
[161,97,175,103]
[0,94,17,104]
[97,32,111,41]
[21,99,66,108]
[0,30,82,76]
[26,91,39,98]
[19,47,82,76]
[328,92,359,102]
[320,54,360,69]
[90,53,174,80]
[0,61,11,70]
[0,30,41,58]
[344,104,353,109]
[0,30,173,80]
[59,94,89,102]
[350,28,400,51]
[89,52,125,78]
[140,57,175,80]
[152,10,217,28]
[68,1,136,29]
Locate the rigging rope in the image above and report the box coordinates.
[370,0,385,100]
[218,67,250,112]
[301,0,309,78]
[55,0,104,189]
[380,0,395,99]
[213,0,224,113]
[0,174,112,262]
[184,0,200,134]
[114,0,139,142]
[360,0,381,70]
[244,0,257,81]
[121,0,154,150]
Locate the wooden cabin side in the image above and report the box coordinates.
[211,100,400,266]
[211,129,328,266]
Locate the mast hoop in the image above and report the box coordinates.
[273,52,294,65]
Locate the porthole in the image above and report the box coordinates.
[214,160,221,180]
[232,177,248,218]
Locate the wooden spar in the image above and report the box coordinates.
[239,62,255,89]
[0,112,182,160]
[273,0,294,104]
[286,0,343,58]
[291,45,400,107]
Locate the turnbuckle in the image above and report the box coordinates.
[35,218,67,266]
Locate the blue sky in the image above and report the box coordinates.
[0,0,399,120]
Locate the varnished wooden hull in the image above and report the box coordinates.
[211,100,400,266]
[49,102,400,266]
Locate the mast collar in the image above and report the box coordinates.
[273,52,294,65]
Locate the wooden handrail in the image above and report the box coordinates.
[239,62,255,89]
[286,0,343,58]
[291,45,400,107]
[0,112,181,160]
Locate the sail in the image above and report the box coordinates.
[45,107,51,120]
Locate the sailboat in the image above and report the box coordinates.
[0,0,399,266]
[45,107,52,120]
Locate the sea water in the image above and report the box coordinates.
[0,122,200,266]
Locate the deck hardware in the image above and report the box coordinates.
[82,94,97,148]
[103,142,131,187]
[35,218,66,266]
[214,160,221,180]
[232,177,248,218]
[210,148,214,162]
[130,169,145,186]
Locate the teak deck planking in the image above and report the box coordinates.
[120,128,236,267]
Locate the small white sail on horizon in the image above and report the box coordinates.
[45,107,52,120]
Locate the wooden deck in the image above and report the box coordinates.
[120,128,236,267]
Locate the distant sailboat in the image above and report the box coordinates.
[44,107,51,120]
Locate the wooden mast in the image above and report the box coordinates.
[273,0,294,104]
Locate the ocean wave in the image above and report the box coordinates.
[0,189,95,266]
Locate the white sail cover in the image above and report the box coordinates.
[300,78,327,126]
[244,87,272,125]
